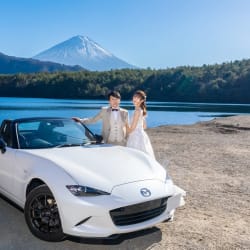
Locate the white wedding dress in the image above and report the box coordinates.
[127,109,155,159]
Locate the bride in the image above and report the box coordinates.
[126,90,155,159]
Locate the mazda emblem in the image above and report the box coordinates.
[140,188,151,197]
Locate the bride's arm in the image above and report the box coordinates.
[143,116,147,129]
[127,109,140,133]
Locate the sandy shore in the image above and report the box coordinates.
[146,115,250,250]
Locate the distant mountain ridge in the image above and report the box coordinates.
[33,35,136,71]
[0,52,84,74]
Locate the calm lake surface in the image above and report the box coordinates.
[1,97,250,132]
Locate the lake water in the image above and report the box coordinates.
[1,97,250,132]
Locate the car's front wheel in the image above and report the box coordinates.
[24,184,65,242]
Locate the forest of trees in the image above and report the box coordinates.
[0,58,250,103]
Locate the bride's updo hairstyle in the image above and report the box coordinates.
[134,90,147,117]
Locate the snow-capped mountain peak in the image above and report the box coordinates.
[56,35,113,58]
[33,35,136,71]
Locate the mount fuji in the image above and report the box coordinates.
[33,35,136,71]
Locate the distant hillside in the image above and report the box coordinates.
[0,52,85,74]
[33,35,137,71]
[0,58,250,103]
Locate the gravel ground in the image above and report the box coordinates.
[147,115,250,250]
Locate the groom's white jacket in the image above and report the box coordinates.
[82,106,129,143]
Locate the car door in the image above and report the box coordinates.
[0,120,20,198]
[0,146,18,197]
[0,120,31,204]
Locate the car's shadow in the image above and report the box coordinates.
[0,193,24,212]
[68,226,161,245]
[0,194,162,250]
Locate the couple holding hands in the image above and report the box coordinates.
[73,90,155,159]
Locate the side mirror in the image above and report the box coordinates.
[94,134,103,144]
[0,138,7,153]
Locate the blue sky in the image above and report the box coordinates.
[1,0,250,69]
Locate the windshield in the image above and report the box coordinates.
[17,118,93,149]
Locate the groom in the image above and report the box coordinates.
[73,91,129,146]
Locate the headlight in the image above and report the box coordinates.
[66,185,110,197]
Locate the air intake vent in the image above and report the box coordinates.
[110,197,170,226]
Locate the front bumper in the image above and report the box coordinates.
[59,179,185,238]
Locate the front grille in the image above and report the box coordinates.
[110,197,170,226]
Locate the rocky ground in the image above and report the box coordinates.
[147,115,250,250]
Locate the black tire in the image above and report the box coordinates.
[24,184,65,242]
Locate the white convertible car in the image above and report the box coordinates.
[0,117,185,242]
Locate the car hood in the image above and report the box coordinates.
[26,144,166,192]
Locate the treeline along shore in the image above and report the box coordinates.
[0,58,250,103]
